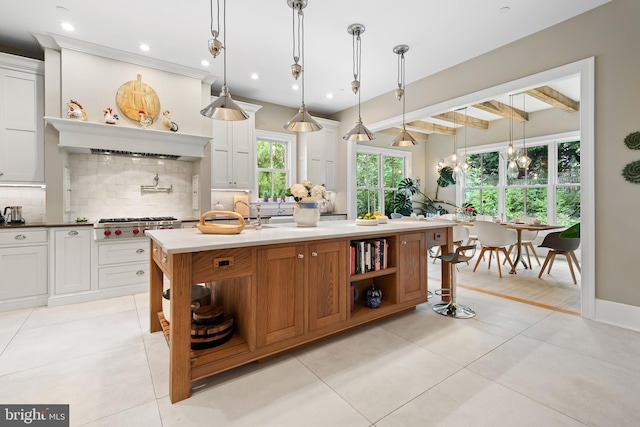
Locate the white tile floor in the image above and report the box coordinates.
[2,289,640,427]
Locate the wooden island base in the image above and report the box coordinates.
[148,222,453,403]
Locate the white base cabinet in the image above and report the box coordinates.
[96,240,149,290]
[52,228,91,295]
[0,229,48,311]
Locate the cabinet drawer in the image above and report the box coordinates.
[98,263,148,289]
[192,247,253,283]
[426,228,448,247]
[98,241,149,265]
[0,229,47,245]
[152,241,171,274]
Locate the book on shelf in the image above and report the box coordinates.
[350,238,390,275]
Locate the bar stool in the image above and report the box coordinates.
[433,244,477,319]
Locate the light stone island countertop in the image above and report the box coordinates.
[146,219,453,254]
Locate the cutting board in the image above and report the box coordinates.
[233,195,250,218]
[116,74,161,121]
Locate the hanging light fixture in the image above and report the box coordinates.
[450,110,461,173]
[462,107,472,172]
[343,23,375,142]
[391,45,417,147]
[507,94,519,179]
[284,0,322,133]
[200,0,249,121]
[517,93,532,169]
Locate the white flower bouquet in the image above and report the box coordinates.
[286,181,327,202]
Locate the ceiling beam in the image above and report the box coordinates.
[473,100,529,122]
[405,120,456,135]
[378,128,429,141]
[525,86,579,113]
[433,111,489,130]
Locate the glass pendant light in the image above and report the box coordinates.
[343,23,375,141]
[391,45,417,147]
[200,0,249,121]
[506,94,519,178]
[284,0,322,133]
[517,93,532,169]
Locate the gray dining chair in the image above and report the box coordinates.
[538,231,581,284]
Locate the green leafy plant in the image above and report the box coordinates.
[392,177,457,216]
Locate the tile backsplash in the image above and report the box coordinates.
[67,154,195,221]
[0,187,46,223]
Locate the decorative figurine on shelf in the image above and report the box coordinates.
[138,109,154,129]
[162,110,179,132]
[366,284,382,309]
[102,107,119,125]
[66,100,87,121]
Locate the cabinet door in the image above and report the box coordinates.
[54,229,91,294]
[211,120,232,188]
[256,245,305,347]
[231,119,254,188]
[397,232,428,303]
[308,241,347,331]
[0,68,44,183]
[0,245,47,299]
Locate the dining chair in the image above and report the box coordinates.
[472,220,517,278]
[465,215,493,247]
[537,231,581,284]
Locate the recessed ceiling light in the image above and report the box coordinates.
[292,84,299,91]
[60,22,74,32]
[139,44,150,52]
[201,60,210,67]
[326,93,334,99]
[499,6,510,13]
[250,73,259,80]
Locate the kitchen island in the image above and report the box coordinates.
[147,219,453,403]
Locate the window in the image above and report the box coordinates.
[461,136,580,226]
[256,131,295,200]
[356,146,410,215]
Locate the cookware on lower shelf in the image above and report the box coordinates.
[190,315,234,350]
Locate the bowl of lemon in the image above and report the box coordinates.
[355,212,379,226]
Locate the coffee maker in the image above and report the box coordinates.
[3,206,25,224]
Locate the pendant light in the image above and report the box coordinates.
[517,93,532,169]
[507,94,519,178]
[462,107,472,172]
[284,0,322,133]
[343,23,375,141]
[391,45,417,147]
[200,0,249,121]
[451,110,461,173]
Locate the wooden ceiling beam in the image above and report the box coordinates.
[378,128,429,141]
[405,120,456,135]
[433,111,489,130]
[525,86,579,113]
[473,100,529,122]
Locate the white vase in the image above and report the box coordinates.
[293,197,320,227]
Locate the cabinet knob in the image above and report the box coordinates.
[311,252,318,257]
[153,246,158,252]
[162,254,168,263]
[401,240,407,245]
[68,230,79,236]
[298,254,304,259]
[136,270,145,276]
[136,248,145,254]
[0,172,3,176]
[15,234,26,240]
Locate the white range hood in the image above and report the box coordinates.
[45,117,211,161]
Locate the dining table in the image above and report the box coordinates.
[503,223,564,274]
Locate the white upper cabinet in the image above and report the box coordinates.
[0,53,44,184]
[305,117,338,190]
[210,101,263,189]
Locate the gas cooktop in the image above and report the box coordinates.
[97,217,178,223]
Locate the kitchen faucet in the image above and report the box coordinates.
[233,200,262,230]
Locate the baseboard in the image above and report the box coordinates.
[594,298,640,332]
[47,285,148,307]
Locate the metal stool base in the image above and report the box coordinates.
[433,302,476,319]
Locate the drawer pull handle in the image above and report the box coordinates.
[298,254,304,259]
[15,234,26,240]
[68,230,79,236]
[136,270,145,276]
[213,257,234,269]
[136,248,145,254]
[401,240,407,245]
[311,252,318,257]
